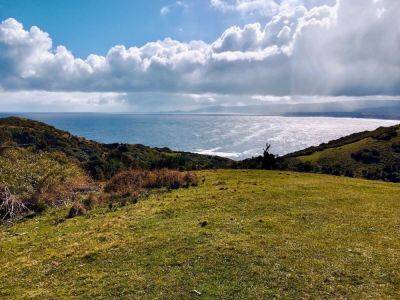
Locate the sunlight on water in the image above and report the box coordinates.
[4,113,398,160]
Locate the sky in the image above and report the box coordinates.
[0,0,399,112]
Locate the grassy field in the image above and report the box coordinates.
[1,170,399,298]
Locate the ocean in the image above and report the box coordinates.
[1,113,398,160]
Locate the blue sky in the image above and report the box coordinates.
[0,0,399,112]
[0,0,248,58]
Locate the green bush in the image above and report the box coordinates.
[351,149,380,164]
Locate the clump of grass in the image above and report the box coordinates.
[66,193,106,219]
[105,169,198,197]
[81,193,99,210]
[67,202,87,219]
[0,148,93,220]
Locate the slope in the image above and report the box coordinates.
[0,116,234,179]
[0,170,399,298]
[282,124,400,181]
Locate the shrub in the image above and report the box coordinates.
[0,148,92,219]
[382,165,400,182]
[67,202,87,219]
[392,142,400,153]
[82,193,98,210]
[105,169,198,197]
[362,169,381,180]
[295,161,314,172]
[262,143,276,169]
[372,127,398,141]
[351,149,380,164]
[0,186,29,220]
[344,169,354,177]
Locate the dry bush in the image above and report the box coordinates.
[67,202,87,219]
[0,186,29,220]
[30,169,93,208]
[82,193,98,210]
[104,169,147,196]
[105,169,198,197]
[65,194,104,219]
[0,148,94,219]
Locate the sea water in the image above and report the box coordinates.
[1,113,397,160]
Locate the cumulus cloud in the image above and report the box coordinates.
[0,0,399,98]
[209,0,337,17]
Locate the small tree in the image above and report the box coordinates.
[262,143,276,169]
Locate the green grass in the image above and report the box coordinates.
[298,138,372,163]
[287,126,400,181]
[1,170,400,298]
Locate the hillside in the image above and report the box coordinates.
[281,124,400,182]
[0,117,234,179]
[1,170,399,298]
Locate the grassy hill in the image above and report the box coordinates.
[1,170,399,298]
[281,124,400,182]
[1,118,399,298]
[0,117,234,179]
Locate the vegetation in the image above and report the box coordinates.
[241,124,400,182]
[285,125,399,157]
[0,117,399,297]
[240,143,276,170]
[0,148,92,220]
[282,124,400,182]
[0,170,399,298]
[105,169,198,196]
[0,147,199,221]
[4,116,399,183]
[0,116,234,180]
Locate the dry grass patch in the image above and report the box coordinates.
[0,148,93,220]
[105,169,198,197]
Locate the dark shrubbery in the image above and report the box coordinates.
[351,149,380,164]
[295,161,314,172]
[262,144,276,169]
[392,141,400,153]
[238,144,277,169]
[372,127,398,141]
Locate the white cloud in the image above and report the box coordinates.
[160,6,170,15]
[0,91,128,112]
[209,0,337,17]
[210,0,280,16]
[0,0,399,99]
[160,1,187,15]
